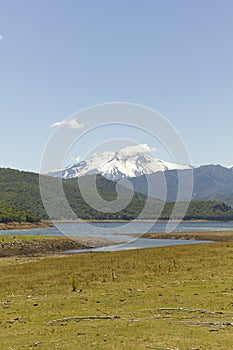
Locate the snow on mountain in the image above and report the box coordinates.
[45,144,192,180]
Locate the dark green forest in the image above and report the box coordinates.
[0,168,233,222]
[0,205,40,224]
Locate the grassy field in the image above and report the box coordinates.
[142,230,233,242]
[0,241,233,349]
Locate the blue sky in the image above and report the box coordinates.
[0,0,233,172]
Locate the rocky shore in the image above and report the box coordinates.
[0,237,88,257]
[0,235,123,257]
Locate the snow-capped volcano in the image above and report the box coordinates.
[46,145,192,180]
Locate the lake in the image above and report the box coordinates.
[1,221,232,253]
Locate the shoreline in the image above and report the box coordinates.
[0,235,121,258]
[1,230,233,258]
[0,221,52,231]
[142,231,233,242]
[1,219,232,232]
[51,219,233,223]
[0,236,87,257]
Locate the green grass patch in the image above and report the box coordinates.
[0,235,56,243]
[0,242,233,349]
[0,234,56,243]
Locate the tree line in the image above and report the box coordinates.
[1,168,233,221]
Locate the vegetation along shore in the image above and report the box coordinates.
[0,221,51,231]
[142,230,233,242]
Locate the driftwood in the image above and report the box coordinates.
[47,315,120,325]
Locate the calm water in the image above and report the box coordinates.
[1,221,232,253]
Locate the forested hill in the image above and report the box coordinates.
[0,168,47,219]
[0,205,40,224]
[161,201,233,221]
[0,167,233,221]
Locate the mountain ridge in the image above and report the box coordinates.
[45,145,192,180]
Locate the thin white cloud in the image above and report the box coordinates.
[0,34,3,41]
[51,118,84,129]
[91,144,156,161]
[118,144,156,157]
[72,156,81,163]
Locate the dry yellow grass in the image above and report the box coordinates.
[0,241,233,349]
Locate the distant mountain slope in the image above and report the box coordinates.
[193,165,233,202]
[126,165,233,206]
